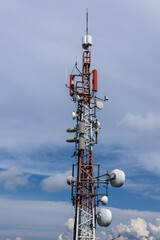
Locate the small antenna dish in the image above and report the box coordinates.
[100,196,108,206]
[96,101,104,110]
[66,176,75,185]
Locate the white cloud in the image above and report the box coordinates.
[0,167,29,191]
[41,170,71,192]
[119,218,149,237]
[57,208,160,240]
[64,218,74,231]
[58,218,74,240]
[149,218,160,238]
[109,217,160,239]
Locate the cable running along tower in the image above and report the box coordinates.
[66,12,125,240]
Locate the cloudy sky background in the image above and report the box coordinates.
[0,0,160,239]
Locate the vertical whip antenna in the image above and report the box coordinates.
[86,10,88,35]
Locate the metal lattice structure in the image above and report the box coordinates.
[66,11,125,240]
[74,48,95,239]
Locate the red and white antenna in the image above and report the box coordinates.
[66,12,125,240]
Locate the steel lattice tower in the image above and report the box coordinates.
[66,11,125,240]
[74,48,95,240]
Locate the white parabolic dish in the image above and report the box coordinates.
[66,176,75,185]
[110,169,125,188]
[97,208,112,227]
[96,101,104,110]
[100,196,108,206]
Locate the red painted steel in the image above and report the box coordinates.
[70,75,74,96]
[76,49,94,214]
[93,69,98,92]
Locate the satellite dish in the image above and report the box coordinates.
[96,101,104,110]
[66,176,75,185]
[97,208,112,227]
[100,196,108,206]
[110,169,125,188]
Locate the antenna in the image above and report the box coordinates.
[86,10,88,35]
[65,13,125,240]
[82,11,92,49]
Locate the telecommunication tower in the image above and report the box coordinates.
[66,12,125,240]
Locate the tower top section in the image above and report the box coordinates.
[82,11,92,49]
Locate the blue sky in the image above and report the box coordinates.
[0,0,160,239]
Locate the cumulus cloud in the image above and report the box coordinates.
[57,218,74,240]
[64,218,74,231]
[148,218,160,238]
[58,217,160,240]
[41,170,71,192]
[109,217,160,240]
[57,209,160,240]
[0,167,29,191]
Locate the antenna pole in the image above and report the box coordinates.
[86,10,88,35]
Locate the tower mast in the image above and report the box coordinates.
[74,10,95,239]
[66,12,125,240]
